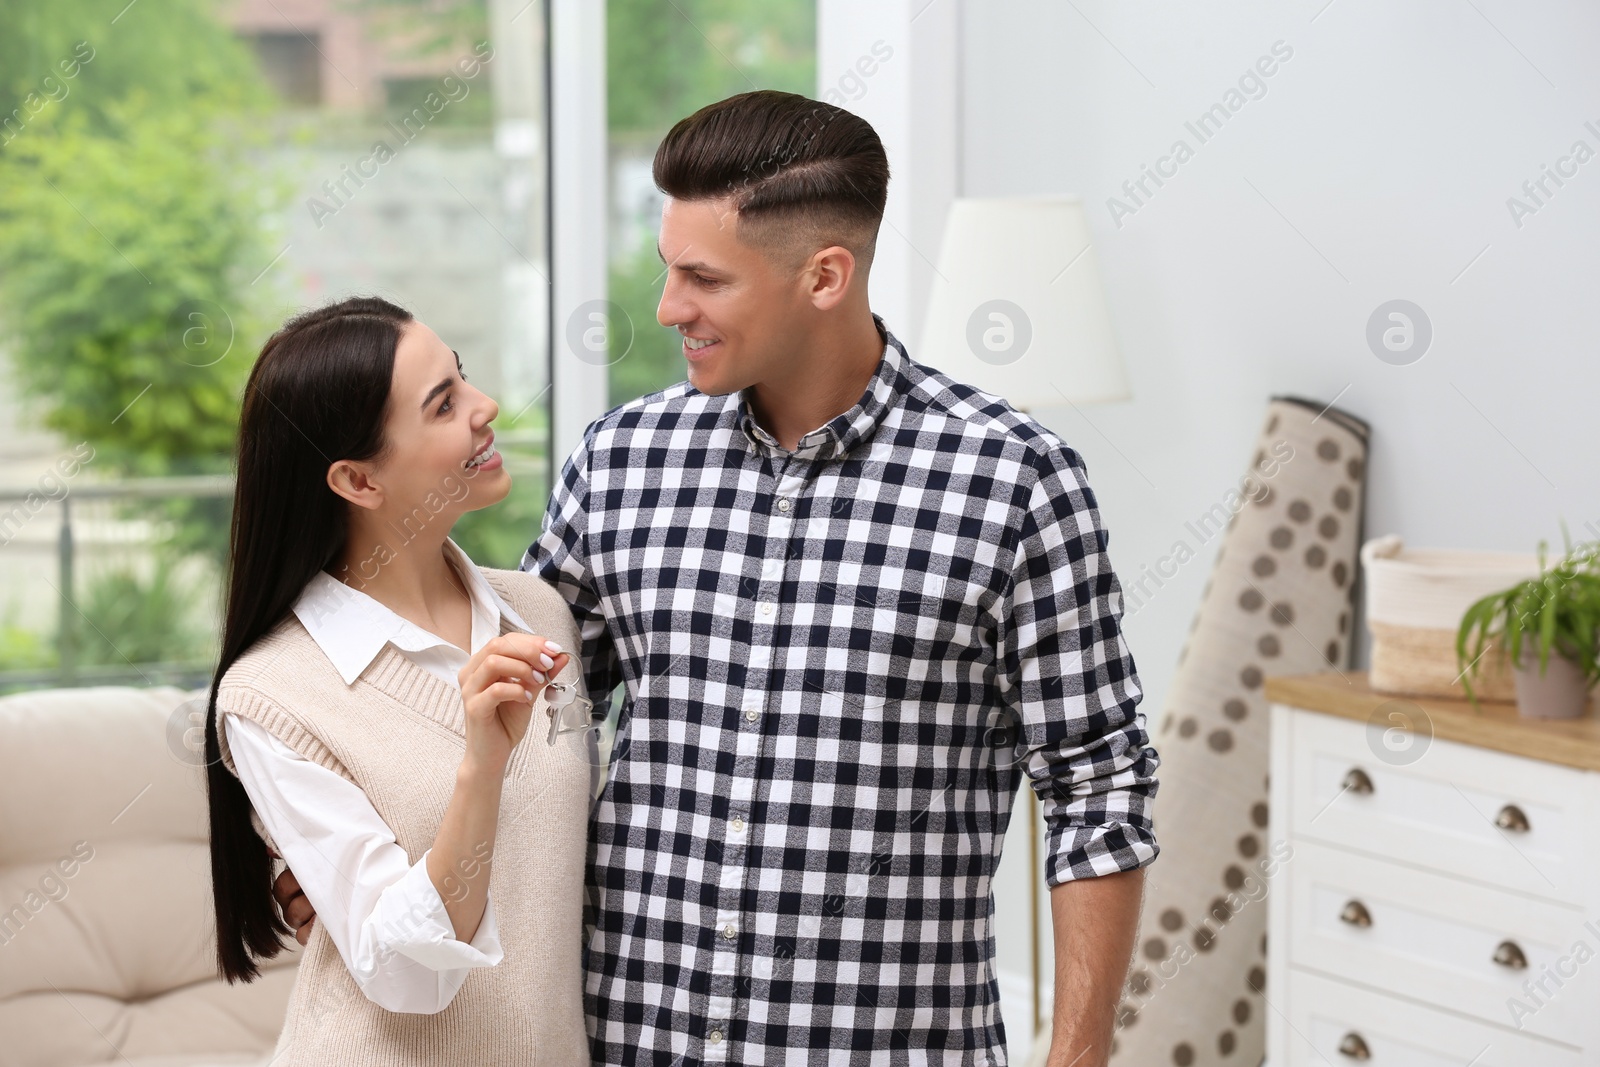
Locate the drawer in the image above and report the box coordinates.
[1282,706,1591,905]
[1281,969,1582,1066]
[1286,841,1593,1047]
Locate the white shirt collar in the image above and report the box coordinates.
[293,538,535,686]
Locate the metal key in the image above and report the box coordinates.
[544,681,597,746]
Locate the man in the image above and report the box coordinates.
[535,89,1156,1066]
[281,90,1158,1066]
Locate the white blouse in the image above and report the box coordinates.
[225,539,537,1014]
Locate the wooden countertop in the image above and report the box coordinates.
[1263,671,1600,771]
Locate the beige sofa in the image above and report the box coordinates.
[0,685,297,1067]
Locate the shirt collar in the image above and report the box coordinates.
[293,538,533,685]
[736,315,909,461]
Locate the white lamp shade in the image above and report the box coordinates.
[917,197,1130,410]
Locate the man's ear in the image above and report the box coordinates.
[803,245,857,311]
[327,459,384,511]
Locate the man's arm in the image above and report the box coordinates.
[996,442,1160,1067]
[521,422,622,720]
[1048,868,1144,1067]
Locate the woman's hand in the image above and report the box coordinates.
[457,633,571,773]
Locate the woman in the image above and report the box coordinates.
[204,296,591,1064]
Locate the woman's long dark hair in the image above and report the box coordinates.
[208,295,412,982]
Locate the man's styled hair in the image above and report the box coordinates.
[653,90,890,273]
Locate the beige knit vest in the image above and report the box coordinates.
[216,566,591,1066]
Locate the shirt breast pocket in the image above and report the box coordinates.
[878,570,989,684]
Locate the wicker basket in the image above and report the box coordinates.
[1361,535,1540,702]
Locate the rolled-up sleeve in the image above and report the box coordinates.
[995,443,1160,887]
[523,422,621,723]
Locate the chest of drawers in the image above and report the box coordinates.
[1265,672,1600,1066]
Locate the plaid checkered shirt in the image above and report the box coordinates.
[525,319,1160,1066]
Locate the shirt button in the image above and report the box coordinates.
[709,1029,724,1045]
[777,498,791,512]
[731,816,745,833]
[722,924,737,940]
[744,707,759,722]
[760,602,774,616]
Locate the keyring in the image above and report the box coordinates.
[544,681,598,746]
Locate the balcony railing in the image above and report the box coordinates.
[0,430,548,694]
[0,474,233,693]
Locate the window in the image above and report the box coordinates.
[0,0,551,690]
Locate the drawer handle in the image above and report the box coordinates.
[1337,1032,1371,1060]
[1339,900,1373,928]
[1341,767,1374,795]
[1494,804,1530,833]
[1493,940,1529,970]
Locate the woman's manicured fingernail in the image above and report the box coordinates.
[545,641,564,654]
[523,689,535,703]
[539,653,555,670]
[531,671,546,685]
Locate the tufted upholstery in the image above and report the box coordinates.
[0,685,297,1067]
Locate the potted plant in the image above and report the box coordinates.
[1456,535,1600,718]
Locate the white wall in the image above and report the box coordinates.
[899,2,1600,1059]
[961,0,1600,720]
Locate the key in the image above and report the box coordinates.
[544,681,598,746]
